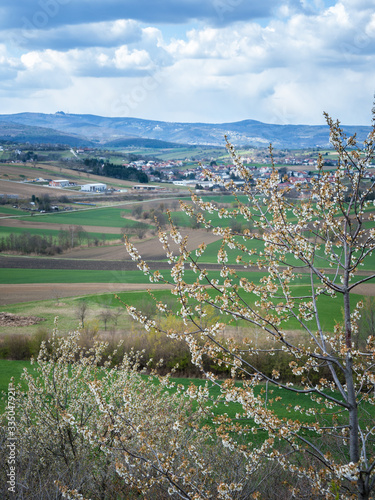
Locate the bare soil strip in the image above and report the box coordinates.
[0,283,173,305]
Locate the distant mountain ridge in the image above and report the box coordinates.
[0,112,372,149]
[0,120,95,147]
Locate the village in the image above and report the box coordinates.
[1,142,374,204]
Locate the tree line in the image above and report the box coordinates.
[0,226,107,255]
[83,158,148,183]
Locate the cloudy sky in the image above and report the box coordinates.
[0,0,374,125]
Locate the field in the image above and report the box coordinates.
[0,255,373,336]
[0,161,161,190]
[0,163,188,205]
[17,206,152,226]
[1,183,374,314]
[0,160,374,370]
[0,225,121,242]
[0,179,77,198]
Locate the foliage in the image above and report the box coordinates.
[0,225,96,255]
[83,157,148,183]
[124,110,375,499]
[0,231,62,255]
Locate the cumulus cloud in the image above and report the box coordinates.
[0,0,373,125]
[16,45,160,81]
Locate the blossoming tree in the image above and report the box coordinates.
[125,111,375,499]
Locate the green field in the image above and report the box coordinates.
[0,268,145,284]
[0,360,33,398]
[192,236,375,270]
[0,207,29,216]
[0,358,335,420]
[0,358,286,418]
[18,206,151,228]
[92,285,365,332]
[0,225,122,241]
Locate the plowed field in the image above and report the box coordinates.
[0,283,173,305]
[0,179,82,198]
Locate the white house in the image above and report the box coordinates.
[80,183,107,192]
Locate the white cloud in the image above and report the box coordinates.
[0,0,374,125]
[113,46,152,70]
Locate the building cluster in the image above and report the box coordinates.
[7,146,375,198]
[139,159,375,193]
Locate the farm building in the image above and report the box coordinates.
[49,179,70,188]
[80,183,107,192]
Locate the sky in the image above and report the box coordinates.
[0,0,374,125]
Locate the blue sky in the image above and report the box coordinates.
[0,0,374,125]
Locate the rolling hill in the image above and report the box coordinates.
[0,121,95,147]
[0,112,372,149]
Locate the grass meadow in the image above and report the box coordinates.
[192,237,375,270]
[18,206,151,228]
[0,225,121,242]
[0,207,29,216]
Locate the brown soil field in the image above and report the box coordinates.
[62,228,222,260]
[0,283,173,305]
[0,162,133,187]
[0,162,184,193]
[0,179,85,198]
[0,164,65,181]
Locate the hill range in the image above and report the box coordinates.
[0,112,372,149]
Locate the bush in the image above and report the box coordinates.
[0,334,31,360]
[0,328,49,360]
